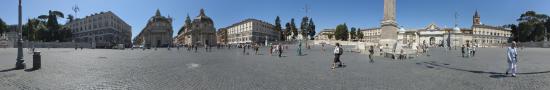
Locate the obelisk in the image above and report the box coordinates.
[379,0,398,49]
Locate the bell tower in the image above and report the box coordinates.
[473,10,481,25]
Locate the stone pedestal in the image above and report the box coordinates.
[378,21,399,51]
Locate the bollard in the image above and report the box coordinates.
[33,51,41,69]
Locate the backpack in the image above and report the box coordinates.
[338,47,344,55]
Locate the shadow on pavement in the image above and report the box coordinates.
[489,74,508,78]
[0,68,19,72]
[419,61,550,78]
[24,68,39,72]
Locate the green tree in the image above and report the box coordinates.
[38,10,65,42]
[23,19,46,41]
[284,22,291,40]
[350,27,356,40]
[0,18,6,34]
[67,14,74,22]
[290,18,297,40]
[516,11,549,42]
[274,16,283,41]
[308,18,316,40]
[335,23,349,41]
[357,28,364,40]
[518,23,534,42]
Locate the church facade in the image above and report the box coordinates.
[174,9,217,46]
[133,9,173,48]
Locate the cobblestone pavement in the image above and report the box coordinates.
[1,46,550,90]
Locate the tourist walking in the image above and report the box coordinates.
[472,44,477,57]
[466,43,471,57]
[297,42,302,56]
[254,44,259,55]
[332,43,344,69]
[278,43,283,57]
[506,41,519,77]
[461,45,466,57]
[369,46,375,63]
[269,44,273,56]
[321,43,325,52]
[243,44,247,55]
[194,45,198,53]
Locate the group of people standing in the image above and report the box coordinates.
[461,43,477,57]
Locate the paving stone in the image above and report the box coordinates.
[0,46,549,90]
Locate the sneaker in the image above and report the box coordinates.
[511,75,517,77]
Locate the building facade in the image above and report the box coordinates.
[314,29,335,40]
[66,11,132,48]
[174,9,217,46]
[134,9,173,48]
[216,28,228,45]
[359,28,381,43]
[351,11,511,47]
[225,19,279,45]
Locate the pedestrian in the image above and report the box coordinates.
[369,46,375,63]
[321,43,325,52]
[297,42,302,56]
[332,43,344,69]
[401,49,406,60]
[506,41,519,77]
[205,44,208,52]
[243,44,247,55]
[269,44,273,56]
[278,44,283,57]
[425,44,430,56]
[194,44,198,53]
[254,44,259,55]
[468,43,472,57]
[379,46,383,56]
[472,44,477,57]
[461,45,465,57]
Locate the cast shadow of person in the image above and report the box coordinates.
[419,61,550,78]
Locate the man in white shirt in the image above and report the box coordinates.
[506,41,519,77]
[332,43,343,69]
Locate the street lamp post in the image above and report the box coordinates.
[15,0,26,69]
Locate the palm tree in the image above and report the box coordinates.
[38,10,64,42]
[37,15,48,21]
[67,14,74,22]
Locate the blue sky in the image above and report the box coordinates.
[1,0,549,39]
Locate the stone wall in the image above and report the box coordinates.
[520,41,550,48]
[21,41,92,48]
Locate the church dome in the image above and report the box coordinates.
[399,27,406,33]
[453,27,461,33]
[195,8,214,24]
